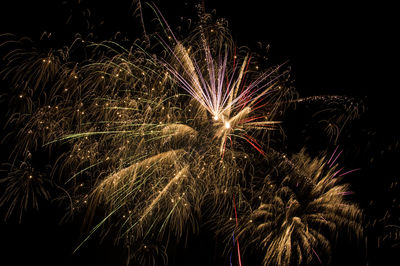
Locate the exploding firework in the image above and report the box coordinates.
[218,149,363,265]
[0,3,363,265]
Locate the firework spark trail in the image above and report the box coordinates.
[329,150,343,168]
[327,146,339,165]
[139,165,188,222]
[331,167,344,179]
[339,168,361,177]
[232,193,243,266]
[312,248,323,265]
[229,229,235,266]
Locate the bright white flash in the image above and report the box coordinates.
[213,115,219,121]
[224,121,231,129]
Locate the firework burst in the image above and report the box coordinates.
[219,150,363,265]
[0,3,363,265]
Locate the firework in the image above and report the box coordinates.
[218,150,363,265]
[0,3,363,265]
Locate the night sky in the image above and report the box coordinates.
[0,1,398,265]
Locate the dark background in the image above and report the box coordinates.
[0,0,398,265]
